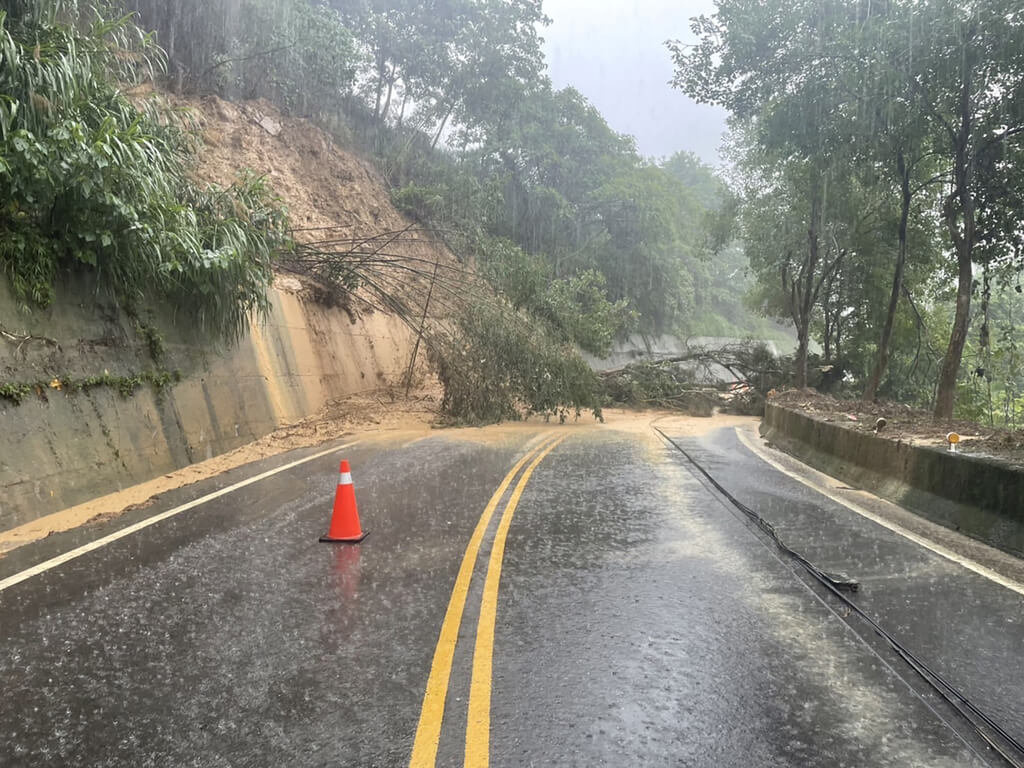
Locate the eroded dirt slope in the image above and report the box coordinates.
[185,95,450,254]
[0,96,462,552]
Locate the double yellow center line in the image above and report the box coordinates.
[409,433,566,768]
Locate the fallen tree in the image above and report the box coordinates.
[279,226,611,424]
[600,341,786,416]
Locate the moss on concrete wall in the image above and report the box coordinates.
[0,275,418,529]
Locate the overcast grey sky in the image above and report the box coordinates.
[540,0,728,167]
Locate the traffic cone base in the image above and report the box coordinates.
[320,460,368,544]
[320,531,369,544]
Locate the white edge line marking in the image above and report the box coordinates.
[0,440,361,593]
[734,427,1024,597]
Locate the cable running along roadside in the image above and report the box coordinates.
[653,426,1024,768]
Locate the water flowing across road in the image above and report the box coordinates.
[1,414,1020,767]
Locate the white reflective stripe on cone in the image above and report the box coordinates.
[339,472,353,485]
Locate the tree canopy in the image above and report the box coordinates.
[0,0,790,422]
[671,0,1024,420]
[0,1,288,339]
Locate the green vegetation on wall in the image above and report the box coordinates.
[0,2,289,340]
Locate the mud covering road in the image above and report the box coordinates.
[1,414,1021,767]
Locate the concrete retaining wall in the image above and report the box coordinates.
[0,275,420,530]
[760,403,1024,558]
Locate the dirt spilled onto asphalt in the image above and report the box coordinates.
[0,385,442,556]
[0,408,754,556]
[602,408,759,438]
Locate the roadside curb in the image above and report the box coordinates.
[760,403,1024,558]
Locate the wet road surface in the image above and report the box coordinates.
[1,418,1021,767]
[679,426,1024,751]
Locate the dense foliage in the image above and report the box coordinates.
[120,0,767,344]
[122,0,357,116]
[0,0,799,422]
[106,0,776,421]
[671,0,1024,421]
[436,301,604,424]
[385,85,737,339]
[0,2,288,339]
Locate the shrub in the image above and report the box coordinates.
[436,301,603,424]
[0,4,288,339]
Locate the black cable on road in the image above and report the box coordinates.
[653,425,1024,768]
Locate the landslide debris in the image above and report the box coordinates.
[177,94,459,304]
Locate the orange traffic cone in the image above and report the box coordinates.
[320,460,368,543]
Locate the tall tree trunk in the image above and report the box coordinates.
[935,245,973,418]
[934,73,975,420]
[821,263,844,364]
[396,91,409,128]
[795,326,810,390]
[431,105,454,150]
[381,73,395,124]
[979,266,992,425]
[864,150,912,401]
[794,180,823,389]
[823,312,832,362]
[372,47,386,124]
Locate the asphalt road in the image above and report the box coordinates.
[1,417,1022,767]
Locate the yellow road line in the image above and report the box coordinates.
[408,433,558,768]
[464,436,567,768]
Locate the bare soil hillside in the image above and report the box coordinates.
[183,94,461,385]
[185,96,427,241]
[172,94,461,318]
